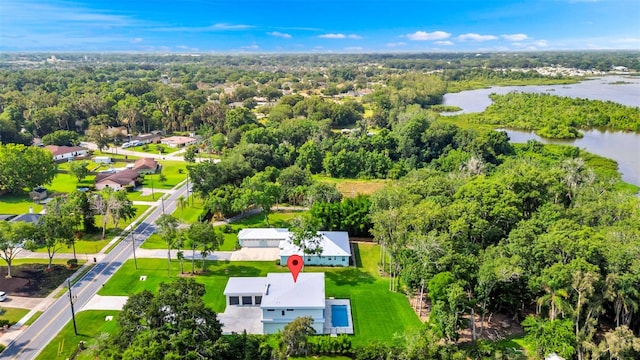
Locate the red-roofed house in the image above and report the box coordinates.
[45,145,89,161]
[132,158,160,175]
[94,169,140,190]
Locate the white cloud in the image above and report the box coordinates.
[386,42,407,47]
[242,44,260,50]
[268,31,292,38]
[501,33,528,41]
[344,46,363,51]
[130,37,143,43]
[533,40,548,47]
[457,33,498,41]
[319,33,346,39]
[435,40,454,46]
[318,33,362,39]
[406,31,451,41]
[153,23,252,32]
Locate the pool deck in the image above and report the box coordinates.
[324,298,354,335]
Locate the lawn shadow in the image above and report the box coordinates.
[207,264,265,277]
[352,242,363,268]
[325,268,375,286]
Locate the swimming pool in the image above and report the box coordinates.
[331,305,349,327]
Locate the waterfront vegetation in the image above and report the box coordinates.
[454,92,640,139]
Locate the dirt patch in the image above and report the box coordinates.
[0,264,77,297]
[332,180,388,197]
[408,293,524,342]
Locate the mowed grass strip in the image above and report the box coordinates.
[36,310,120,360]
[99,243,420,346]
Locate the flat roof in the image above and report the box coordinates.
[238,228,290,241]
[223,277,266,295]
[261,273,325,309]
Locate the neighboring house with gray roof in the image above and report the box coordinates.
[238,228,352,267]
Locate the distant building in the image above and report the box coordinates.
[160,136,197,148]
[45,145,89,161]
[10,213,43,225]
[132,158,160,175]
[94,169,140,190]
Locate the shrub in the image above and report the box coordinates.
[0,319,10,327]
[67,258,78,268]
[124,184,135,192]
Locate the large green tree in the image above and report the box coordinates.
[0,143,57,193]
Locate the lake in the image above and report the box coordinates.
[442,76,640,187]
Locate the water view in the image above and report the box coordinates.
[443,76,640,187]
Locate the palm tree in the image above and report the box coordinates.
[156,214,180,277]
[537,279,570,321]
[177,195,187,217]
[605,273,640,327]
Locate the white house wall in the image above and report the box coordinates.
[280,255,349,267]
[262,308,325,334]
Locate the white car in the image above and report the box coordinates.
[121,142,132,149]
[0,291,7,302]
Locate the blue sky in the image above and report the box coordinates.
[1,0,639,52]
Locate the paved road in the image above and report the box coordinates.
[0,183,189,360]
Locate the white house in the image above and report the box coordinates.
[45,145,89,161]
[238,228,351,267]
[279,231,351,267]
[224,273,326,334]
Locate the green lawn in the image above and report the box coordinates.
[10,258,87,266]
[0,193,43,215]
[172,196,204,223]
[0,307,30,326]
[141,160,188,190]
[24,311,42,326]
[127,190,166,202]
[36,310,120,360]
[128,144,181,154]
[99,243,421,346]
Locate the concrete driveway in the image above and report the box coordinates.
[229,248,279,261]
[0,296,50,311]
[218,306,262,334]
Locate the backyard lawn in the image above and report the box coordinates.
[99,243,421,346]
[36,310,120,360]
[0,194,43,215]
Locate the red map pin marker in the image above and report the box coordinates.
[287,255,303,283]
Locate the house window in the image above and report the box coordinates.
[281,310,285,316]
[328,257,332,260]
[267,309,274,312]
[229,296,239,305]
[242,296,252,305]
[286,309,294,312]
[255,296,262,305]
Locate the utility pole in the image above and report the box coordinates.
[161,196,165,214]
[150,175,155,200]
[67,278,78,335]
[130,231,137,269]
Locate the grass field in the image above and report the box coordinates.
[128,144,181,154]
[313,176,389,197]
[24,310,42,326]
[0,194,43,215]
[0,307,30,326]
[36,310,120,360]
[99,243,421,346]
[141,160,187,190]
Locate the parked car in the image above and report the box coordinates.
[0,291,7,302]
[121,142,132,148]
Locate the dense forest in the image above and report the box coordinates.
[0,52,639,359]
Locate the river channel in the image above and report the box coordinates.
[442,76,640,187]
